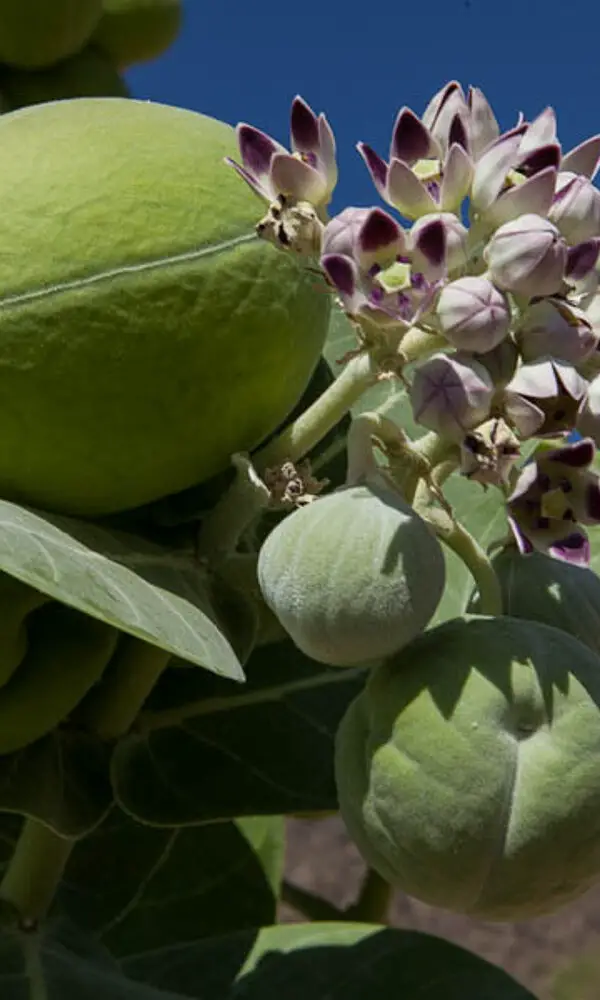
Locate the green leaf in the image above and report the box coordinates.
[124,922,538,1000]
[0,731,112,837]
[59,809,284,958]
[0,500,244,680]
[0,918,186,999]
[111,639,367,825]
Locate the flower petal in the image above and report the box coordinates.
[566,240,600,280]
[422,81,467,152]
[545,437,595,468]
[503,393,545,437]
[507,516,535,555]
[562,135,600,179]
[467,86,500,159]
[440,143,473,211]
[270,153,326,202]
[387,159,438,218]
[519,107,557,155]
[318,114,338,190]
[237,123,284,179]
[487,166,556,227]
[412,217,446,280]
[321,253,357,297]
[391,107,435,164]
[290,96,319,153]
[224,156,271,200]
[359,208,405,258]
[448,113,469,152]
[548,531,590,565]
[357,142,388,199]
[517,143,561,178]
[471,126,526,211]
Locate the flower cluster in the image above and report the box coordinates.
[228,82,600,565]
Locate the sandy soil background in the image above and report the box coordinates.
[281,816,600,999]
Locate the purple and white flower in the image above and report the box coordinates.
[507,438,600,565]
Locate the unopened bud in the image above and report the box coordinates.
[435,276,510,353]
[410,351,494,441]
[484,213,567,297]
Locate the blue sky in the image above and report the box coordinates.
[127,0,600,215]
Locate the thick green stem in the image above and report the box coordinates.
[81,636,172,741]
[0,636,171,927]
[0,819,73,928]
[197,454,271,560]
[255,352,379,473]
[346,868,394,924]
[427,510,503,616]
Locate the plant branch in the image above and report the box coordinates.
[80,636,172,741]
[255,352,379,473]
[425,508,503,616]
[0,820,73,928]
[0,635,172,928]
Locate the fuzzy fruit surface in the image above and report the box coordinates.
[0,0,102,69]
[257,479,445,667]
[93,0,181,68]
[335,614,600,920]
[0,98,328,516]
[471,546,600,657]
[0,46,129,110]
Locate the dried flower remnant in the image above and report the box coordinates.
[460,418,521,487]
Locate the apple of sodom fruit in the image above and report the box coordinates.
[335,615,600,919]
[0,46,129,110]
[473,546,600,657]
[93,0,182,69]
[0,98,328,516]
[257,477,445,666]
[0,0,102,69]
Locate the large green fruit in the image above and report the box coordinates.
[0,97,328,516]
[335,615,600,920]
[0,1,102,69]
[470,546,600,656]
[257,476,445,666]
[0,46,129,110]
[93,0,181,68]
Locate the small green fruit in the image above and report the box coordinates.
[257,478,445,666]
[93,0,181,68]
[335,615,600,920]
[0,97,328,516]
[0,46,129,110]
[471,546,600,656]
[0,1,102,69]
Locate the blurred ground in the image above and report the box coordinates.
[281,816,600,1000]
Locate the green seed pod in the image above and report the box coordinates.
[257,478,445,666]
[470,546,600,655]
[93,0,182,69]
[0,602,118,755]
[335,615,600,920]
[0,1,102,69]
[0,573,49,686]
[0,98,328,516]
[0,46,129,111]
